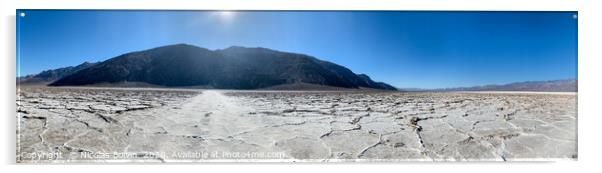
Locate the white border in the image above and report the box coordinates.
[2,0,601,173]
[4,0,582,11]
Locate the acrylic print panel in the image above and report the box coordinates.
[16,10,577,162]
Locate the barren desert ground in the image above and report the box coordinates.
[16,87,577,162]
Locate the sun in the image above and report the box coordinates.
[217,11,236,22]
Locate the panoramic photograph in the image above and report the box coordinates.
[16,10,577,162]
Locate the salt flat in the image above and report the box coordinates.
[16,87,577,162]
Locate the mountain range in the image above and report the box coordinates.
[18,61,98,85]
[20,44,397,90]
[409,79,577,92]
[18,44,577,92]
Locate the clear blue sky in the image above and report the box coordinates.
[16,10,577,89]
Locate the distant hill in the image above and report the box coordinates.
[18,62,98,85]
[431,79,577,92]
[46,44,396,90]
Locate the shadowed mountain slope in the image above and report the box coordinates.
[49,44,396,90]
[18,61,98,85]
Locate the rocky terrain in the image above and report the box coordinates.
[17,87,576,162]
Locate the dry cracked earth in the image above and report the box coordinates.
[16,87,577,162]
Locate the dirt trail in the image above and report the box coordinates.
[173,90,260,138]
[105,90,287,161]
[131,90,257,136]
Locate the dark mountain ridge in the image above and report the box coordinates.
[18,61,98,85]
[47,44,397,90]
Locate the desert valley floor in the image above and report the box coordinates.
[16,87,577,162]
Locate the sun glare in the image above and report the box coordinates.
[217,11,235,22]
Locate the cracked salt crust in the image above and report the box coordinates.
[17,87,577,162]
